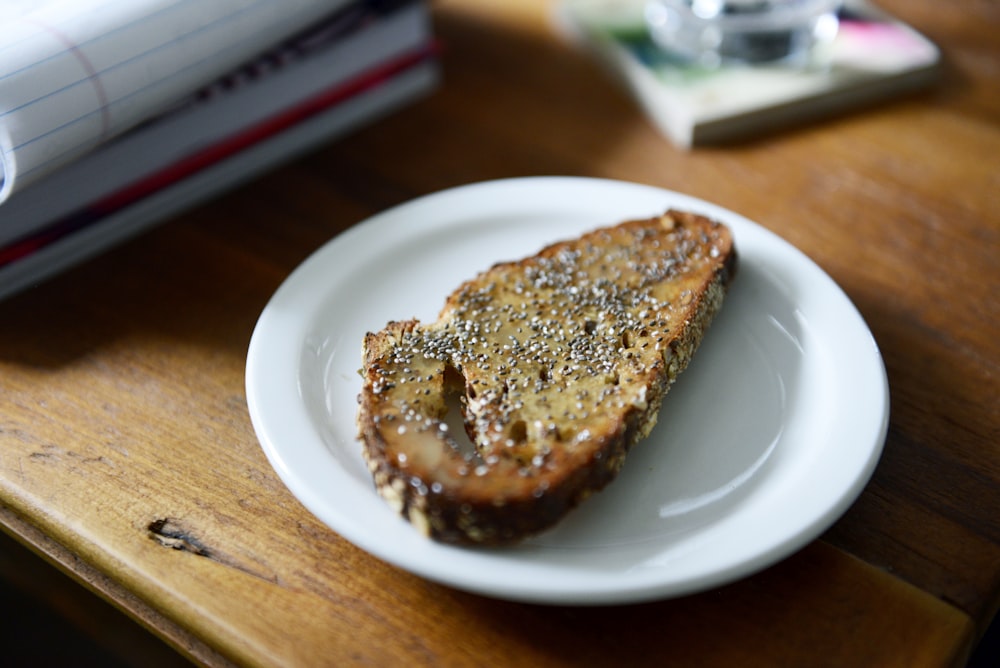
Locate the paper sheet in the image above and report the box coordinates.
[0,0,348,204]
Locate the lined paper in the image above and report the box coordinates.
[0,0,348,205]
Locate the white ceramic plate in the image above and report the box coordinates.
[246,177,888,605]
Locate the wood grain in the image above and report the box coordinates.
[0,0,996,665]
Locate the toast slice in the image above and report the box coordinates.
[357,210,736,545]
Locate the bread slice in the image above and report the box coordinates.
[357,210,736,545]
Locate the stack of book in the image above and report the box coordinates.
[0,0,438,300]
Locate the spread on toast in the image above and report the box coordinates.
[357,210,736,544]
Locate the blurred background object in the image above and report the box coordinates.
[645,0,843,68]
[558,0,939,146]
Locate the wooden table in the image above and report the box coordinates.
[2,1,997,665]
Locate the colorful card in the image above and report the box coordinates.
[557,0,941,146]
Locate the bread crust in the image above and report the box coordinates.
[357,210,736,544]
